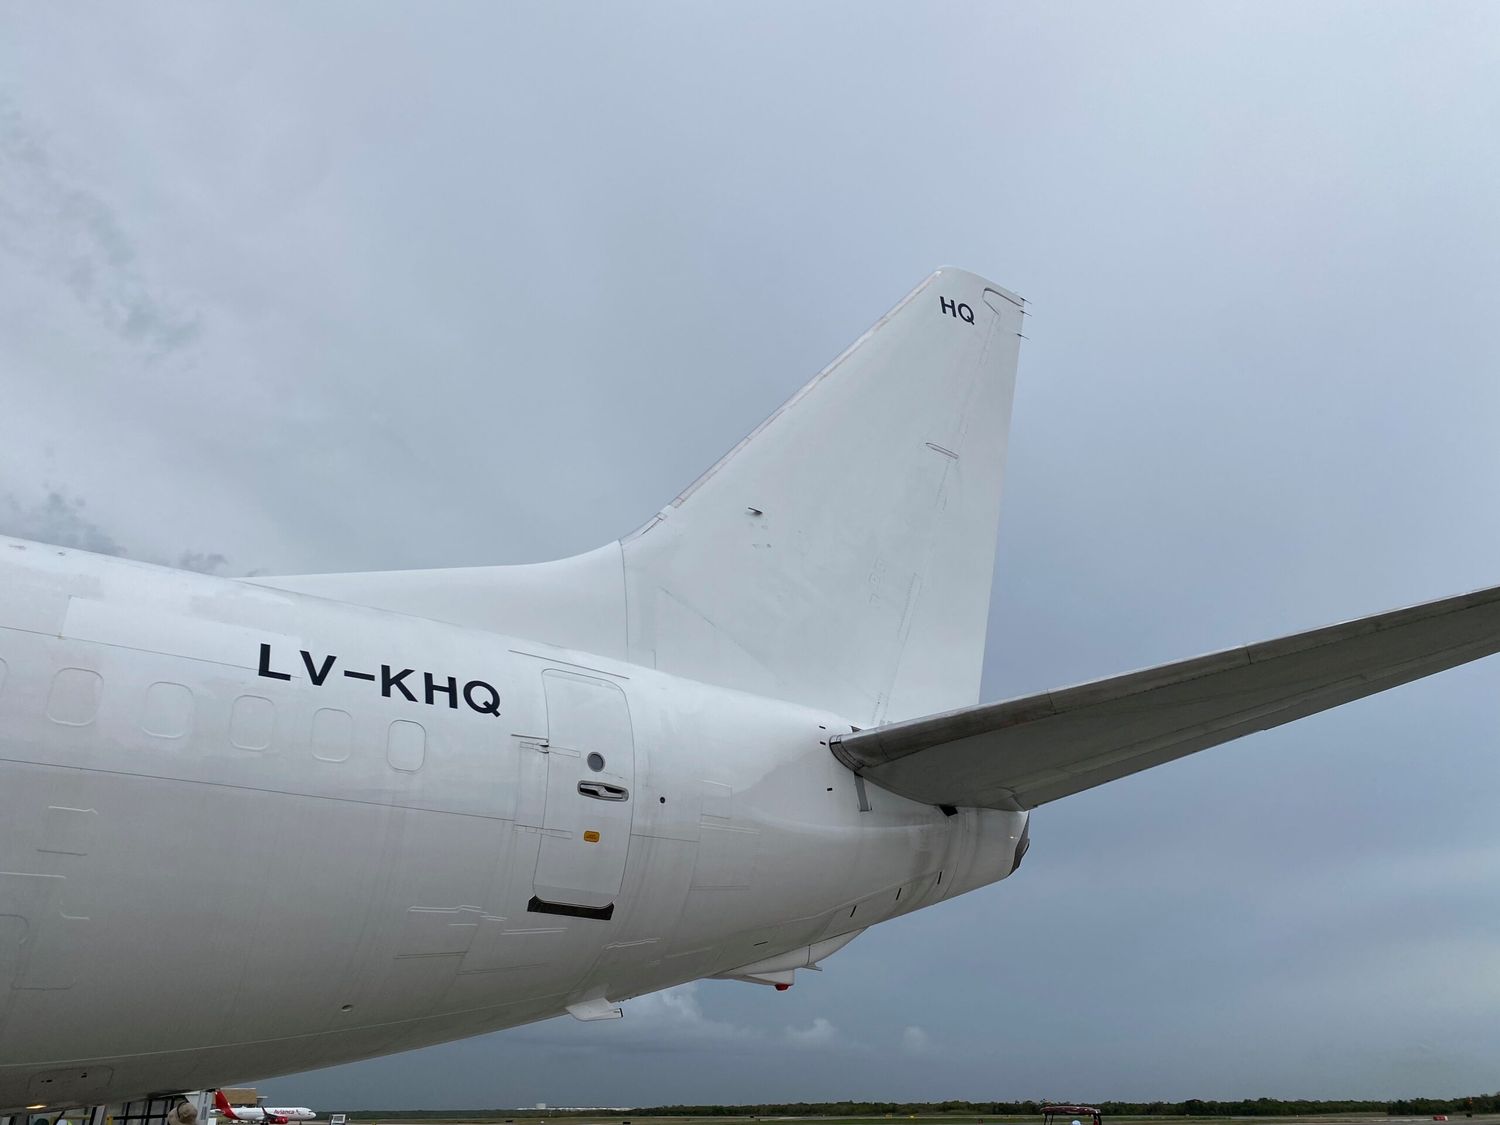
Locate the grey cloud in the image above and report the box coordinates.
[0,489,126,557]
[5,0,1500,1109]
[0,101,199,354]
[510,984,763,1053]
[173,549,230,576]
[0,488,232,574]
[783,1017,842,1049]
[900,1026,933,1056]
[507,985,863,1057]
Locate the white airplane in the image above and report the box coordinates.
[212,1092,309,1124]
[3,267,1499,1112]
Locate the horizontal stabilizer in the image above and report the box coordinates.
[830,583,1500,810]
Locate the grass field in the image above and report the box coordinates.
[342,1114,1500,1125]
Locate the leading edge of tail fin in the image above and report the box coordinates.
[252,268,1025,726]
[620,268,1025,725]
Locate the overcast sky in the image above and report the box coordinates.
[4,0,1500,1109]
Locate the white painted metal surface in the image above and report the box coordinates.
[1,267,1494,1112]
[532,671,636,910]
[259,269,1028,728]
[833,582,1500,810]
[0,538,1007,1107]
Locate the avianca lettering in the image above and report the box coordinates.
[257,643,502,717]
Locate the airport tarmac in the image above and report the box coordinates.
[336,1115,1500,1125]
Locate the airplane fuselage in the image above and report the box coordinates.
[8,266,1494,1118]
[217,1108,271,1124]
[0,538,1026,1109]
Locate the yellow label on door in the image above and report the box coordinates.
[583,830,601,843]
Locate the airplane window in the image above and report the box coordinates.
[142,681,194,739]
[230,694,275,750]
[48,667,103,726]
[387,719,426,772]
[312,707,353,763]
[586,752,605,772]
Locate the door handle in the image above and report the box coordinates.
[577,781,629,802]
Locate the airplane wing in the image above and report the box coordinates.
[830,584,1500,811]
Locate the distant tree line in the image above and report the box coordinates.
[626,1096,1500,1117]
[350,1094,1500,1120]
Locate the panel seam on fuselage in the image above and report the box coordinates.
[0,757,517,821]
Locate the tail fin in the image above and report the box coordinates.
[255,268,1024,726]
[620,268,1024,724]
[214,1092,238,1120]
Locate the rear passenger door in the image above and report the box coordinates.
[531,670,635,915]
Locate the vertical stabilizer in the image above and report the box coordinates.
[251,268,1024,727]
[621,268,1024,725]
